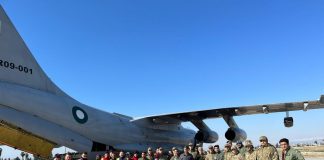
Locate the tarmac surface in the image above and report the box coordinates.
[296,146,324,159]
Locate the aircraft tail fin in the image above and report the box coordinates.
[0,5,67,96]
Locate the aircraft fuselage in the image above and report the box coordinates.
[0,81,195,152]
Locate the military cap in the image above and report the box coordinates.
[244,140,253,146]
[259,136,268,141]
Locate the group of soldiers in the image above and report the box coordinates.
[201,136,305,160]
[57,136,305,160]
[172,136,305,160]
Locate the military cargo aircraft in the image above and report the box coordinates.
[0,5,324,158]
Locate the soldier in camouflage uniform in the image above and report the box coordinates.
[226,141,233,148]
[204,146,213,160]
[188,143,197,159]
[256,136,279,160]
[279,138,305,160]
[157,147,168,160]
[147,147,154,160]
[195,146,206,160]
[244,140,257,160]
[223,143,232,160]
[139,152,149,160]
[204,145,216,160]
[213,145,223,160]
[231,146,244,160]
[236,141,246,156]
[170,148,180,160]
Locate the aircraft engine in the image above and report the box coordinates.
[225,128,247,142]
[194,130,218,143]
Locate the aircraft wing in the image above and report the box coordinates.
[132,96,324,125]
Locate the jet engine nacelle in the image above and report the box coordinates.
[195,130,219,143]
[225,128,247,142]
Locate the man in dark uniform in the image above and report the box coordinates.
[180,146,194,160]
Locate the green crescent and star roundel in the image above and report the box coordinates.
[72,106,88,124]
